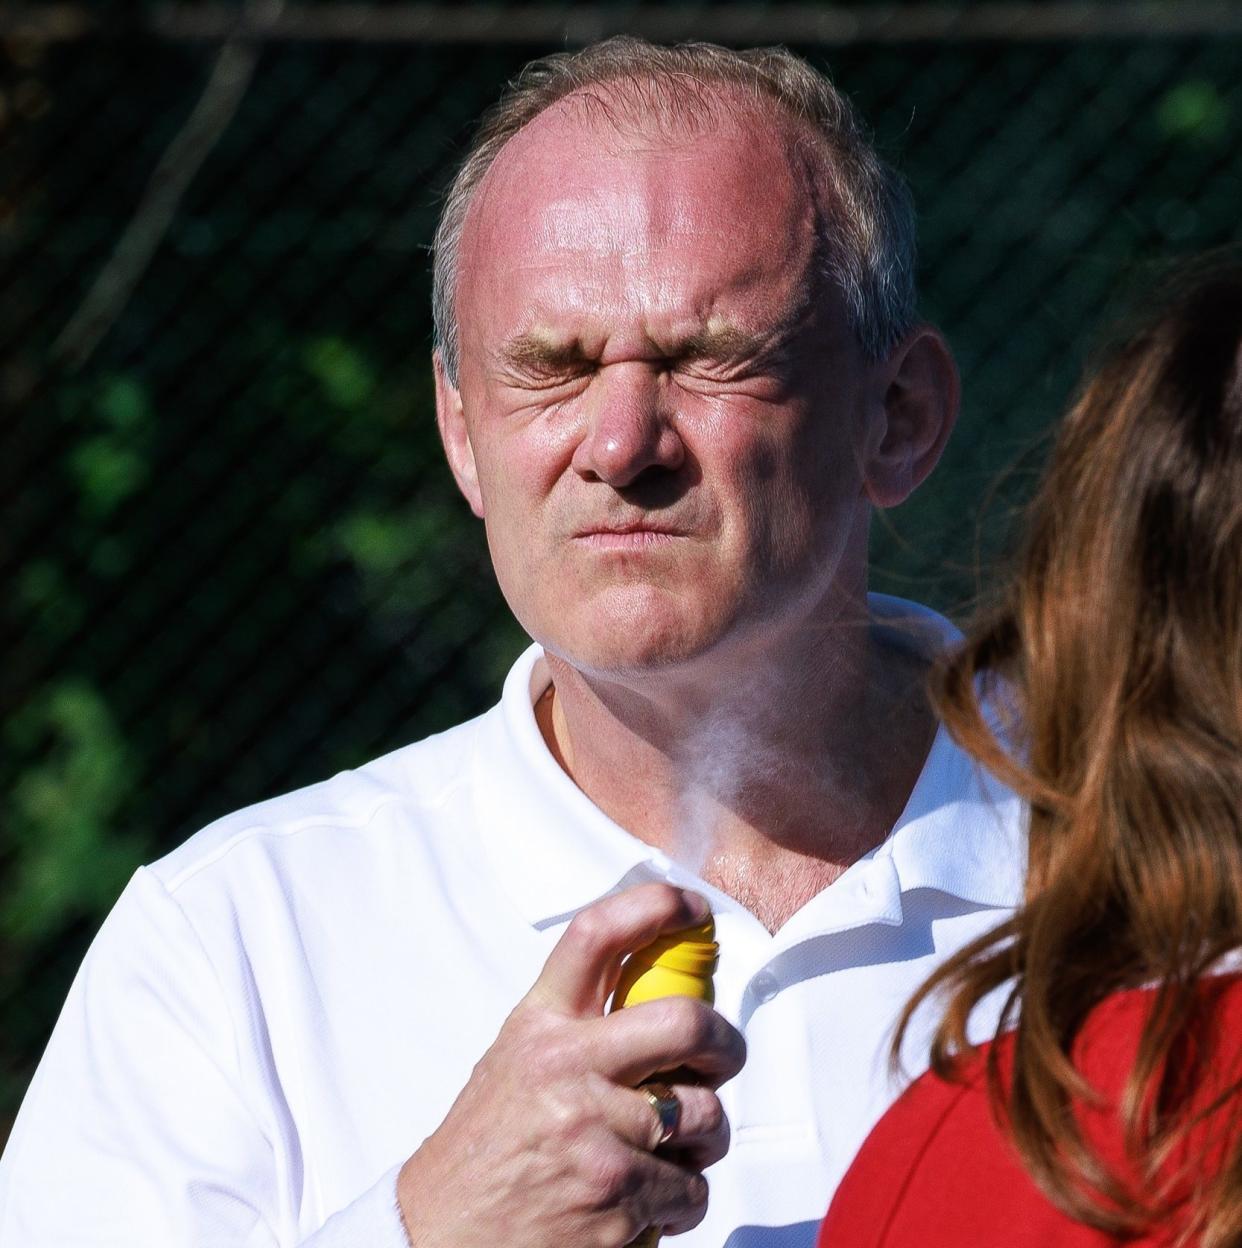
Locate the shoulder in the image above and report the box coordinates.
[145,705,497,906]
[1071,974,1242,1091]
[821,1053,1081,1248]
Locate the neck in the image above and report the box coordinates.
[536,599,938,930]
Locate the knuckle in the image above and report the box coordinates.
[700,1122,732,1169]
[648,880,687,914]
[630,882,690,929]
[699,1092,726,1136]
[566,905,612,953]
[684,1172,710,1224]
[713,1022,748,1078]
[685,1170,709,1213]
[729,1024,748,1066]
[594,1209,642,1248]
[661,1172,710,1236]
[585,1149,640,1208]
[506,1010,586,1076]
[531,1031,581,1077]
[545,1088,593,1140]
[666,998,714,1048]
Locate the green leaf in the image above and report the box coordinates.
[335,510,420,577]
[14,561,86,643]
[2,683,144,944]
[68,437,148,518]
[303,336,377,409]
[96,376,153,431]
[1156,81,1230,147]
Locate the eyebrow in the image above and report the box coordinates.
[499,335,592,374]
[676,324,772,362]
[498,321,787,374]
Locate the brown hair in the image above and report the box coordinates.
[431,36,916,384]
[898,257,1242,1243]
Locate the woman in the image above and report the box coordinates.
[821,260,1242,1247]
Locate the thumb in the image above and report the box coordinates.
[530,884,711,1017]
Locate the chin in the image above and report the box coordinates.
[529,594,728,680]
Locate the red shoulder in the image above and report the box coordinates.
[819,974,1242,1248]
[819,1066,980,1248]
[819,1049,1097,1248]
[1071,973,1242,1204]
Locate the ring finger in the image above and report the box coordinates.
[605,1080,730,1165]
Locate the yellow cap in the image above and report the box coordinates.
[612,916,718,1009]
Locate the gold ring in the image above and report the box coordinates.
[640,1081,681,1147]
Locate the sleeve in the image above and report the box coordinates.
[0,868,412,1248]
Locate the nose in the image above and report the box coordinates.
[571,363,685,488]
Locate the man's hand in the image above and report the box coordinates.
[396,883,745,1246]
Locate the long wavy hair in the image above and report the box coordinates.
[897,258,1242,1244]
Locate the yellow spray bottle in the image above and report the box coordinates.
[611,915,719,1248]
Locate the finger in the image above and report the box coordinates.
[604,1082,730,1166]
[592,996,747,1088]
[531,884,711,1017]
[657,1085,731,1172]
[613,1147,711,1240]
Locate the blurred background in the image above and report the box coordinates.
[2,0,1240,1139]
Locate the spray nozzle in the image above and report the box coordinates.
[612,917,719,1008]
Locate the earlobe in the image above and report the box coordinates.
[434,352,486,518]
[863,326,960,509]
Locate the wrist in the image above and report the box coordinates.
[396,1148,435,1248]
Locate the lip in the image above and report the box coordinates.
[572,523,688,549]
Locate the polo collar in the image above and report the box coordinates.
[845,594,1026,910]
[879,717,1026,908]
[474,596,1027,931]
[473,644,663,928]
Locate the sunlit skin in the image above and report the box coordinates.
[437,90,958,926]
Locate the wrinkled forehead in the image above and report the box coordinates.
[457,85,829,328]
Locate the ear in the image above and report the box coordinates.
[862,325,959,509]
[434,351,485,518]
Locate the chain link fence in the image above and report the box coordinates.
[3,2,1240,1126]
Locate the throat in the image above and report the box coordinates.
[531,637,939,934]
[700,850,850,934]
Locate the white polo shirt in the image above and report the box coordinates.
[0,597,1025,1248]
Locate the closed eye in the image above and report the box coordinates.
[493,324,796,393]
[497,335,596,388]
[672,346,796,397]
[668,324,797,386]
[504,364,594,392]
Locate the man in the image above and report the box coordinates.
[0,38,1023,1248]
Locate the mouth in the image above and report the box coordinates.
[572,522,688,550]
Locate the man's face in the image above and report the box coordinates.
[442,97,886,678]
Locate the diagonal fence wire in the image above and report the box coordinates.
[2,5,1241,1130]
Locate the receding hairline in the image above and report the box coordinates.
[467,74,841,209]
[433,40,919,381]
[454,79,846,320]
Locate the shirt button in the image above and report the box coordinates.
[750,970,779,1003]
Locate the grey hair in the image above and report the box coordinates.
[432,37,917,385]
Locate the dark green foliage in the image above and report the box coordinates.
[2,20,1240,1123]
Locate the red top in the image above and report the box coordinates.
[819,976,1242,1247]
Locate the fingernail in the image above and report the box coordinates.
[685,891,711,920]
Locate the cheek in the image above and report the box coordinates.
[471,415,570,518]
[471,423,581,593]
[729,420,865,568]
[786,406,868,512]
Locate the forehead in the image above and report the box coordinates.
[456,89,825,352]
